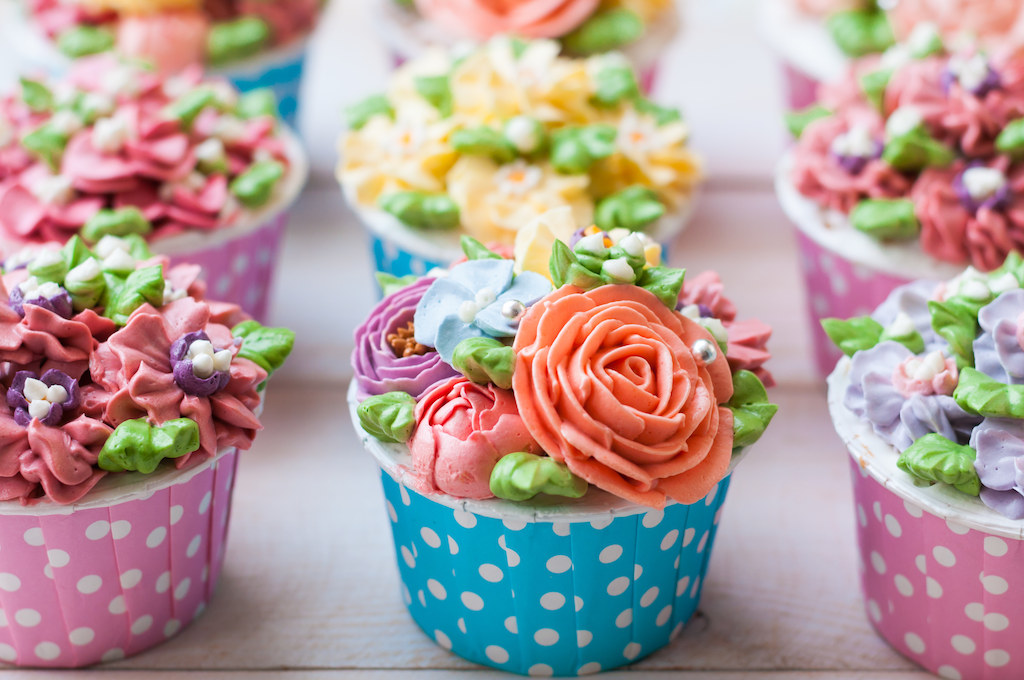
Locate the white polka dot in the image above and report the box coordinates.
[984,649,1010,667]
[590,517,612,530]
[427,579,446,600]
[534,628,559,646]
[108,596,127,615]
[485,645,509,664]
[884,515,901,537]
[547,555,572,574]
[503,519,526,531]
[671,622,683,640]
[643,510,664,528]
[682,528,696,547]
[965,603,985,621]
[461,592,484,611]
[951,635,976,655]
[894,575,913,597]
[714,507,723,525]
[552,522,570,537]
[870,551,886,574]
[697,531,709,553]
[623,641,642,660]
[984,612,1009,631]
[164,619,181,638]
[447,536,458,554]
[156,571,171,593]
[386,500,398,523]
[705,483,719,505]
[101,648,125,662]
[575,596,583,612]
[983,574,1009,595]
[676,576,690,597]
[0,644,15,661]
[937,665,962,680]
[77,575,102,594]
[131,615,153,634]
[873,502,882,521]
[111,520,131,539]
[69,627,94,646]
[146,526,167,548]
[23,527,44,546]
[479,564,503,583]
[915,555,927,574]
[47,550,69,568]
[926,577,942,598]
[690,576,701,598]
[661,529,679,551]
[607,576,630,596]
[656,604,673,626]
[905,632,925,654]
[868,599,882,622]
[453,509,476,528]
[505,548,521,567]
[458,618,466,634]
[634,564,642,580]
[577,662,602,675]
[504,616,517,633]
[985,537,1008,557]
[600,545,623,563]
[904,500,924,518]
[199,491,213,514]
[615,608,633,628]
[401,546,415,568]
[933,546,955,567]
[946,520,969,535]
[418,590,425,607]
[86,521,110,540]
[640,586,659,608]
[34,642,60,660]
[540,592,565,610]
[16,609,40,627]
[434,630,452,650]
[170,505,184,525]
[498,535,506,549]
[857,505,867,527]
[529,663,554,676]
[420,528,441,549]
[577,630,592,647]
[175,578,191,600]
[184,534,202,558]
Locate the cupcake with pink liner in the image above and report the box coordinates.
[2,0,320,125]
[349,208,775,675]
[0,55,307,322]
[824,253,1024,680]
[0,231,293,667]
[370,0,679,93]
[774,31,1024,376]
[338,38,702,284]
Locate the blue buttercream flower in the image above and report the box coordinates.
[414,259,551,363]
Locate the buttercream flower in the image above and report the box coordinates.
[414,258,551,362]
[413,0,599,39]
[872,279,949,353]
[888,0,1024,47]
[409,376,541,499]
[512,284,736,508]
[973,288,1024,384]
[7,369,81,427]
[116,11,210,75]
[9,276,74,319]
[891,350,959,396]
[352,276,461,400]
[971,417,1024,518]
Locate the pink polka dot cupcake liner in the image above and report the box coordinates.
[0,448,239,668]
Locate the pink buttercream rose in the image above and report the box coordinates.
[892,351,958,397]
[409,376,540,499]
[117,11,210,75]
[413,0,600,39]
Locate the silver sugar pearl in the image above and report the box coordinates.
[501,299,527,324]
[691,338,717,365]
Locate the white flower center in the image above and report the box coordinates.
[93,235,132,259]
[163,279,188,305]
[601,258,636,283]
[387,122,426,158]
[989,271,1020,295]
[92,116,130,154]
[962,166,1007,201]
[576,233,608,256]
[504,116,540,154]
[49,110,84,136]
[617,110,661,155]
[102,66,140,98]
[187,340,231,378]
[495,160,542,196]
[475,286,496,308]
[19,276,60,301]
[23,377,68,420]
[65,257,101,285]
[102,248,136,272]
[212,115,247,144]
[907,22,940,57]
[830,124,876,158]
[949,53,990,92]
[886,312,915,338]
[31,174,75,207]
[700,317,729,343]
[458,300,480,323]
[679,304,701,320]
[886,106,924,139]
[618,232,645,258]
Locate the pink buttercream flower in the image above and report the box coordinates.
[409,376,540,500]
[892,350,959,397]
[888,0,1024,48]
[679,271,737,323]
[117,11,210,75]
[726,319,776,389]
[413,0,600,39]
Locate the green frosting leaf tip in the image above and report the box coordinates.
[784,104,833,139]
[827,8,895,58]
[375,272,420,296]
[57,25,115,59]
[414,75,453,118]
[562,7,644,55]
[727,370,778,450]
[550,124,617,175]
[452,337,515,390]
[358,392,417,444]
[98,417,201,474]
[896,433,980,496]
[636,266,685,311]
[207,17,271,67]
[850,198,920,241]
[81,207,153,244]
[594,185,665,231]
[345,94,394,130]
[450,126,518,164]
[460,235,502,261]
[230,160,284,209]
[953,367,1024,419]
[380,191,460,230]
[231,320,296,377]
[490,451,588,501]
[821,316,884,356]
[996,118,1024,159]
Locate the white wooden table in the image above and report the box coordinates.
[0,0,941,677]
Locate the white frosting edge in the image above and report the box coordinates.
[759,0,850,83]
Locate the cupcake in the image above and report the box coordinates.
[348,209,776,675]
[0,233,293,667]
[370,0,679,93]
[337,38,702,284]
[776,31,1024,376]
[7,0,320,125]
[0,54,308,321]
[826,255,1024,680]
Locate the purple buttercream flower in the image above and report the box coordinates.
[352,276,460,401]
[970,418,1024,519]
[845,341,981,452]
[7,369,80,428]
[8,279,73,319]
[872,279,948,353]
[830,140,883,176]
[974,289,1024,385]
[169,331,232,397]
[953,163,1011,216]
[941,54,1001,98]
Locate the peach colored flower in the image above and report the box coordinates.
[116,11,210,75]
[413,0,600,40]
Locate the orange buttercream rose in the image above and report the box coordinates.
[512,284,735,509]
[413,0,600,39]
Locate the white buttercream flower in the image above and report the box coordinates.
[494,160,543,196]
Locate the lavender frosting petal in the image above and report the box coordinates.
[970,419,1024,490]
[979,486,1024,519]
[892,394,981,452]
[871,280,946,352]
[845,341,912,423]
[974,290,1024,384]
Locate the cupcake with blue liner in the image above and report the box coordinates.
[349,210,776,675]
[337,37,702,284]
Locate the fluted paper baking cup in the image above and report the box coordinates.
[830,358,1024,680]
[0,447,239,668]
[760,0,847,108]
[349,381,745,676]
[776,153,963,377]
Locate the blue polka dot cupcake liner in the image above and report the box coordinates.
[212,40,309,130]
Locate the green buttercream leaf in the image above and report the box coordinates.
[562,8,644,54]
[879,326,925,354]
[490,451,588,501]
[591,66,640,108]
[636,266,686,310]
[64,259,106,312]
[784,104,832,139]
[232,320,295,377]
[98,418,201,474]
[821,316,884,356]
[954,368,1024,419]
[27,253,67,285]
[20,78,54,113]
[996,118,1024,159]
[207,17,270,67]
[415,75,453,118]
[850,198,920,241]
[550,124,617,174]
[56,25,115,58]
[61,236,95,271]
[883,129,955,171]
[165,87,219,129]
[896,433,980,496]
[236,89,278,120]
[550,240,582,288]
[357,392,417,444]
[990,250,1024,287]
[594,185,666,231]
[929,298,982,368]
[452,337,515,390]
[460,235,502,261]
[345,95,394,130]
[450,127,518,164]
[859,68,892,112]
[21,124,68,171]
[727,370,778,449]
[81,207,153,244]
[380,191,460,230]
[632,97,682,126]
[375,272,419,296]
[827,8,895,57]
[230,160,284,209]
[105,265,164,325]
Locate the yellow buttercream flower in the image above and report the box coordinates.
[81,0,200,15]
